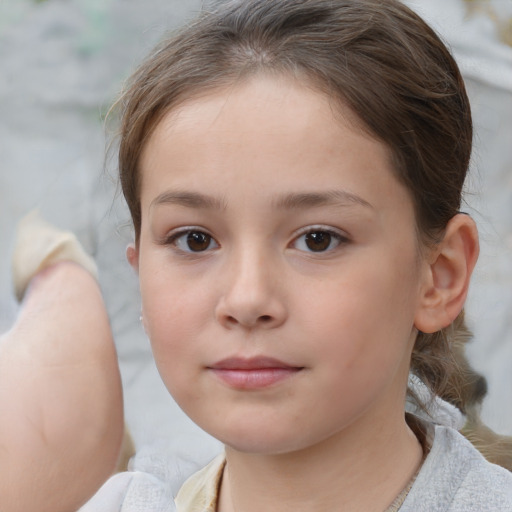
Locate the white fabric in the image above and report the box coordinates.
[406,375,466,430]
[80,439,220,512]
[401,425,512,511]
[79,472,177,512]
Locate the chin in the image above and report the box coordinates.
[212,424,315,456]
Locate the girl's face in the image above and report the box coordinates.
[132,76,430,454]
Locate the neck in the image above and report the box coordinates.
[219,408,423,512]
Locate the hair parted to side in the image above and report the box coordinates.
[115,0,511,468]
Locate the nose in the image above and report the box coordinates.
[215,249,287,330]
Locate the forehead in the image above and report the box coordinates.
[139,75,410,215]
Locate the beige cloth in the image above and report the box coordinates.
[175,453,225,512]
[12,211,98,301]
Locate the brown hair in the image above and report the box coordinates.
[116,0,510,465]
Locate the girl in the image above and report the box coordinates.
[8,0,511,510]
[112,0,512,509]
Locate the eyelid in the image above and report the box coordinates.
[292,224,350,240]
[162,226,219,254]
[289,225,350,252]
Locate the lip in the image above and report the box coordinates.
[208,356,303,390]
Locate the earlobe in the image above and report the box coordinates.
[414,214,479,333]
[126,243,140,273]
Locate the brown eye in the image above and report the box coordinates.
[304,231,332,252]
[292,228,345,253]
[186,231,213,252]
[169,229,218,253]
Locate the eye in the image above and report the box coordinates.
[168,229,219,253]
[292,228,346,253]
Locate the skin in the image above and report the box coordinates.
[129,75,478,511]
[0,263,124,512]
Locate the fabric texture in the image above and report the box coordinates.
[174,454,225,512]
[400,425,512,511]
[172,423,512,512]
[79,439,211,512]
[406,374,466,430]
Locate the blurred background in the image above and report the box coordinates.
[0,0,511,462]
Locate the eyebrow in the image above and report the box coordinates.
[150,189,372,211]
[273,190,373,210]
[151,190,227,210]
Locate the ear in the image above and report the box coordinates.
[414,214,479,333]
[126,243,139,274]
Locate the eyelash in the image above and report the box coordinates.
[164,227,219,255]
[290,226,349,254]
[163,225,350,255]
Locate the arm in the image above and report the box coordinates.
[0,218,124,512]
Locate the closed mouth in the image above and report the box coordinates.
[208,356,303,389]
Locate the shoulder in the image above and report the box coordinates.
[175,453,226,512]
[402,423,512,512]
[443,427,512,511]
[80,441,219,512]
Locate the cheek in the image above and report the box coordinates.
[139,262,218,381]
[299,253,419,365]
[140,269,190,346]
[141,282,202,400]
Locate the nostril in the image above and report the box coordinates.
[226,316,238,325]
[220,313,278,328]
